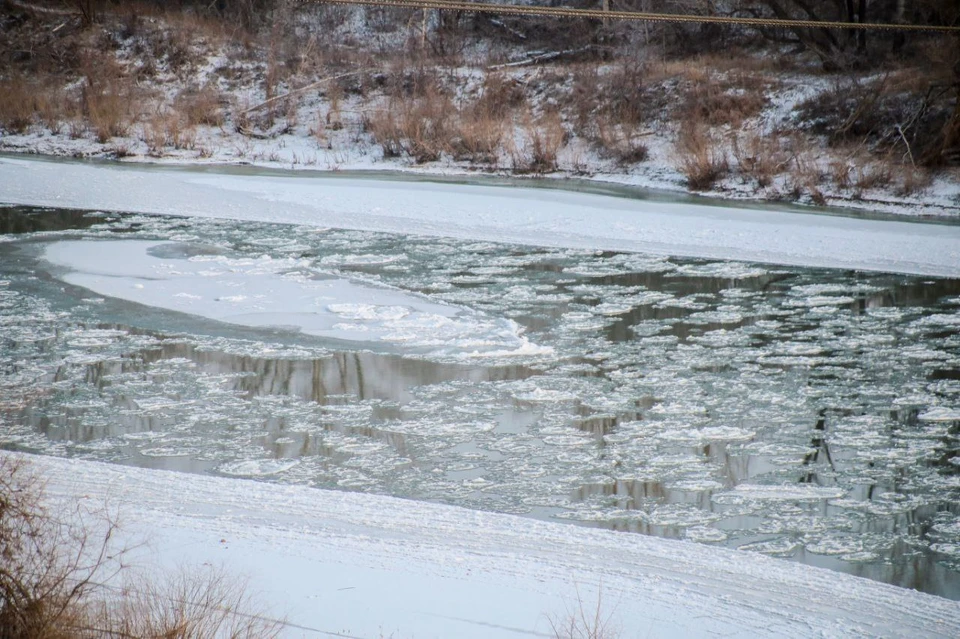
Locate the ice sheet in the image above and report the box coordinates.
[43,239,549,358]
[3,157,959,277]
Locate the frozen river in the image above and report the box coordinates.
[2,192,959,600]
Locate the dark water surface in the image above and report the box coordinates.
[2,204,959,599]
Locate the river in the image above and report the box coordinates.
[1,166,959,599]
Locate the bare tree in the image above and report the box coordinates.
[0,455,123,638]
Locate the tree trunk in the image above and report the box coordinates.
[845,0,856,46]
[857,0,867,52]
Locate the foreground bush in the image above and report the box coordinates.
[0,455,280,639]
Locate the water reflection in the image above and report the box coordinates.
[0,206,113,234]
[87,341,535,405]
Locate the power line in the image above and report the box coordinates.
[294,0,960,33]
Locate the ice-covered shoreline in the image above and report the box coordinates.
[2,155,959,278]
[14,450,960,638]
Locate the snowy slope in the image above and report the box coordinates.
[19,452,960,639]
[1,156,959,277]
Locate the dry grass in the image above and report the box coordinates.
[895,165,933,197]
[0,455,123,637]
[548,584,619,639]
[795,72,955,167]
[511,109,565,174]
[784,140,829,204]
[475,72,526,119]
[680,76,768,128]
[0,74,69,135]
[366,84,455,163]
[0,455,281,639]
[598,62,651,128]
[595,120,649,166]
[176,84,225,127]
[674,122,728,190]
[731,131,790,188]
[854,162,894,191]
[90,567,281,639]
[451,105,504,164]
[143,112,197,157]
[79,54,140,143]
[0,76,41,134]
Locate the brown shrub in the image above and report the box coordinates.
[785,142,829,203]
[795,76,953,166]
[598,61,651,128]
[0,455,122,637]
[512,110,565,174]
[595,120,649,166]
[680,77,768,128]
[731,131,790,187]
[92,566,281,639]
[176,84,225,127]
[0,76,38,134]
[854,162,894,191]
[80,54,137,143]
[143,111,196,156]
[674,122,728,190]
[475,72,526,120]
[568,65,600,131]
[0,454,281,639]
[451,106,503,164]
[895,165,933,197]
[829,159,853,189]
[367,85,455,163]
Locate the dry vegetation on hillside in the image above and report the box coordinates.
[0,0,958,206]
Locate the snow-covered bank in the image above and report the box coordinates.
[2,155,959,277]
[17,451,960,638]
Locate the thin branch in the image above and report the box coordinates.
[241,70,371,115]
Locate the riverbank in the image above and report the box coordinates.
[13,450,960,638]
[2,2,959,220]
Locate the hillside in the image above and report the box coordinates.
[1,0,959,216]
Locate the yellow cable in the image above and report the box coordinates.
[294,0,960,33]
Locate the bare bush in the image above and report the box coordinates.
[451,104,504,164]
[143,112,197,157]
[91,566,281,639]
[548,584,619,639]
[895,165,933,197]
[795,74,955,167]
[731,131,789,187]
[475,72,526,120]
[680,76,768,129]
[512,110,565,174]
[854,161,894,191]
[1,455,282,638]
[674,122,729,190]
[0,76,38,134]
[367,85,454,163]
[595,120,649,166]
[177,84,225,128]
[598,61,651,128]
[80,55,137,143]
[0,455,122,638]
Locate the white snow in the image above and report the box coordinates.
[2,156,960,277]
[15,451,960,638]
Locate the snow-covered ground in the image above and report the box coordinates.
[17,451,960,638]
[2,155,959,277]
